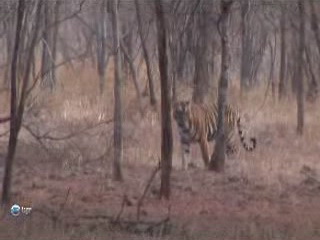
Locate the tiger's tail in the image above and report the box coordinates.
[236,118,256,151]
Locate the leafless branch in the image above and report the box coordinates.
[46,0,86,31]
[55,188,71,221]
[0,117,10,124]
[40,119,113,141]
[137,159,161,222]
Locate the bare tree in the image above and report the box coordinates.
[278,4,287,100]
[96,0,109,95]
[51,0,61,85]
[41,0,61,90]
[307,0,320,100]
[240,0,250,92]
[1,0,25,205]
[135,0,157,108]
[296,0,305,135]
[192,7,210,104]
[120,41,143,115]
[3,12,15,87]
[155,0,173,199]
[305,45,318,102]
[112,0,123,181]
[209,0,233,172]
[2,0,42,205]
[240,0,267,94]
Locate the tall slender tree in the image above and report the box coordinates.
[209,0,233,172]
[2,0,42,205]
[296,0,305,135]
[112,0,123,181]
[278,4,287,100]
[155,0,173,199]
[135,0,157,108]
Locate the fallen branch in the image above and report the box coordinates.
[114,194,132,223]
[22,118,113,142]
[137,160,161,221]
[33,188,71,229]
[0,116,10,124]
[22,124,59,160]
[55,188,71,222]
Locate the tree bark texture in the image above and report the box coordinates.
[155,0,173,199]
[278,5,287,100]
[112,0,123,181]
[209,0,233,172]
[135,0,157,107]
[296,0,305,135]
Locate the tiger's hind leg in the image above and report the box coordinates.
[225,132,238,156]
[181,141,191,170]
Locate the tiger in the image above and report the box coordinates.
[173,100,256,169]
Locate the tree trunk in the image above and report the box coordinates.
[192,12,209,104]
[112,0,123,181]
[41,1,55,90]
[134,0,157,108]
[96,0,108,95]
[309,0,320,57]
[155,0,173,199]
[307,0,320,100]
[2,0,42,205]
[278,5,287,100]
[50,0,61,89]
[209,0,233,172]
[305,46,318,102]
[4,16,14,87]
[240,0,250,93]
[270,34,276,101]
[120,40,143,115]
[1,0,25,206]
[297,0,305,135]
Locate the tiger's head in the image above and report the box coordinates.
[173,101,191,124]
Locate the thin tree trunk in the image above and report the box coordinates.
[307,0,320,100]
[240,0,249,94]
[305,46,318,101]
[278,5,287,100]
[155,0,173,199]
[270,32,276,100]
[297,0,305,135]
[309,0,320,57]
[96,0,108,95]
[209,0,233,172]
[192,12,209,104]
[112,0,123,181]
[120,41,143,115]
[51,0,61,88]
[4,17,14,87]
[41,1,55,90]
[2,0,42,205]
[1,0,25,206]
[134,0,157,107]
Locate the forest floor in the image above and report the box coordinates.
[0,138,319,240]
[0,66,320,240]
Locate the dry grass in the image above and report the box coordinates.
[0,65,320,240]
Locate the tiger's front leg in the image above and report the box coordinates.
[226,133,238,155]
[226,143,237,155]
[199,139,210,168]
[180,141,191,170]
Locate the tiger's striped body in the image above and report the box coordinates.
[173,101,256,169]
